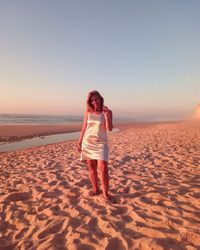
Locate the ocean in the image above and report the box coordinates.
[0,114,83,125]
[0,113,187,125]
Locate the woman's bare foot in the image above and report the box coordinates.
[90,190,101,196]
[102,194,116,203]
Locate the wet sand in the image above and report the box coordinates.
[0,121,200,249]
[0,124,82,142]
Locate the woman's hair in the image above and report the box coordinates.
[87,90,104,112]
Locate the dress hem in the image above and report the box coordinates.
[80,157,108,163]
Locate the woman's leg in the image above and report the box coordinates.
[98,160,110,198]
[87,159,99,194]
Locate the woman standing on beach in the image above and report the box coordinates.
[78,90,113,201]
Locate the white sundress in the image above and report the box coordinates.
[80,112,109,162]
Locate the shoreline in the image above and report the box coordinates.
[0,120,194,154]
[0,120,186,143]
[0,123,82,143]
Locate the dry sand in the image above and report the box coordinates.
[0,121,200,249]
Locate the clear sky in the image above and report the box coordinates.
[0,0,199,119]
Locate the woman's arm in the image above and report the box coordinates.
[103,106,113,131]
[78,111,88,152]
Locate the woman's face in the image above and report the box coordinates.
[91,95,101,111]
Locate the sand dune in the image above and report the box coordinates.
[0,121,200,249]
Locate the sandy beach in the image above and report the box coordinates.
[0,121,200,249]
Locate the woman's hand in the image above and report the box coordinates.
[103,106,113,131]
[78,142,82,152]
[103,106,112,116]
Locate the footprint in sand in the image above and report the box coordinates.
[4,192,32,203]
[37,219,65,239]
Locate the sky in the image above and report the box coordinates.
[0,0,199,119]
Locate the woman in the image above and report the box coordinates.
[78,90,113,201]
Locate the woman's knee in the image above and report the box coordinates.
[98,161,108,173]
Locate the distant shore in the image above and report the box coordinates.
[0,123,82,143]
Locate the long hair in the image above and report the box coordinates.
[86,90,104,112]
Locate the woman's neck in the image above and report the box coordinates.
[94,108,102,112]
[92,109,102,114]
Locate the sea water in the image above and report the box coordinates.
[0,113,83,125]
